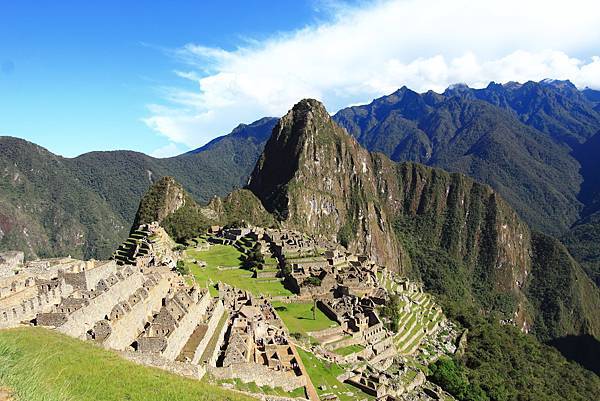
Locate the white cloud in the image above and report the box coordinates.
[150,142,184,158]
[144,0,600,148]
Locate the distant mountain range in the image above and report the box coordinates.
[1,79,600,287]
[332,80,600,286]
[0,117,276,260]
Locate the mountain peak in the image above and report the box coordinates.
[247,99,345,220]
[247,99,402,267]
[282,98,331,129]
[133,176,187,228]
[540,78,577,90]
[292,98,328,112]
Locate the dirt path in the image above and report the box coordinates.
[0,387,14,401]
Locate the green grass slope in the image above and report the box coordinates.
[0,327,254,401]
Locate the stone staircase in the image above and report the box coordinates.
[113,227,153,265]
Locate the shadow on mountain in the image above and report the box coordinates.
[549,334,600,375]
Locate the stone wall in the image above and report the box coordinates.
[57,272,145,338]
[103,274,172,350]
[325,336,358,351]
[207,313,230,367]
[60,260,117,291]
[0,251,24,276]
[162,290,212,360]
[192,300,225,364]
[84,261,118,290]
[120,349,206,380]
[209,363,306,392]
[0,280,72,329]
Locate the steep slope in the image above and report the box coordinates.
[0,137,126,260]
[248,99,403,269]
[333,81,598,236]
[562,130,600,285]
[247,99,600,340]
[0,117,276,259]
[528,232,600,341]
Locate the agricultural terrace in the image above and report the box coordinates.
[392,291,444,355]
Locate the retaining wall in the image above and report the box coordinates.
[209,363,306,391]
[57,272,145,338]
[162,290,212,360]
[120,349,206,380]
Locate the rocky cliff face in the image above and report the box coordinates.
[133,177,187,228]
[248,99,402,269]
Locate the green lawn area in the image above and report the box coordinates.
[333,344,365,356]
[0,327,254,401]
[296,348,370,401]
[218,378,306,399]
[185,245,293,297]
[186,244,244,268]
[271,301,338,334]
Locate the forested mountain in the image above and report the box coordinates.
[0,117,276,260]
[3,79,600,289]
[333,80,600,285]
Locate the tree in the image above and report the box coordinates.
[428,357,488,401]
[381,294,401,332]
[243,242,265,272]
[175,260,189,276]
[303,276,322,287]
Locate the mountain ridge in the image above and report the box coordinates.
[0,116,276,259]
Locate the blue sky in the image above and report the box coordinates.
[1,0,599,158]
[0,0,324,157]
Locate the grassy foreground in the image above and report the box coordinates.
[0,327,254,401]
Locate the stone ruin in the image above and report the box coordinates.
[211,283,308,392]
[0,251,24,278]
[0,223,458,401]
